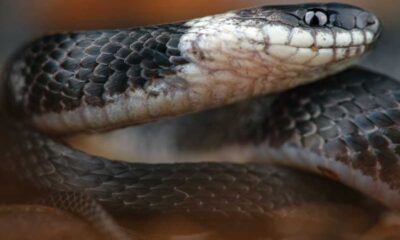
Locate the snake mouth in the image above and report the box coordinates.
[263,25,379,66]
[266,43,370,67]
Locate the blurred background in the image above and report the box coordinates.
[0,0,400,79]
[0,1,399,239]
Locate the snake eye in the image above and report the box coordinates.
[305,10,328,26]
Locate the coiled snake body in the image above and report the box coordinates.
[4,2,399,237]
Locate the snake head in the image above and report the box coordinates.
[179,3,381,98]
[255,3,381,59]
[239,3,381,37]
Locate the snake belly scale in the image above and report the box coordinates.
[5,1,398,227]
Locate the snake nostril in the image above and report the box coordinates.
[367,16,376,26]
[356,13,378,29]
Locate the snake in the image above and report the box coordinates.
[2,1,396,238]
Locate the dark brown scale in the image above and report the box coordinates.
[65,79,85,95]
[48,80,64,92]
[296,121,316,137]
[101,43,121,55]
[377,150,400,189]
[126,65,141,78]
[89,75,108,83]
[340,102,362,114]
[137,34,152,45]
[153,51,171,67]
[324,105,348,120]
[384,127,400,144]
[386,109,400,123]
[155,42,167,53]
[109,32,128,43]
[319,126,340,140]
[35,73,51,86]
[313,115,335,130]
[279,118,295,130]
[170,56,189,65]
[80,56,97,69]
[139,47,155,59]
[59,40,75,50]
[376,95,399,108]
[335,119,358,133]
[343,134,369,152]
[367,112,395,127]
[84,81,104,94]
[321,139,349,159]
[42,61,59,74]
[167,48,182,57]
[76,39,93,48]
[96,53,115,65]
[125,52,142,65]
[114,48,130,59]
[43,42,57,52]
[141,59,157,69]
[105,73,129,95]
[61,58,80,71]
[166,37,180,49]
[54,70,73,84]
[62,82,85,99]
[76,68,92,80]
[368,132,390,149]
[121,36,136,47]
[68,48,85,58]
[94,37,110,47]
[353,115,376,132]
[109,59,129,72]
[346,85,366,97]
[130,41,144,51]
[85,46,101,56]
[43,93,63,112]
[141,69,158,79]
[30,83,45,97]
[351,150,378,178]
[93,64,114,77]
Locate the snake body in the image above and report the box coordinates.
[4,2,397,224]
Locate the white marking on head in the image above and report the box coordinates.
[351,29,365,45]
[335,31,352,47]
[365,31,374,44]
[288,27,314,47]
[267,45,298,59]
[315,30,334,48]
[308,49,334,66]
[262,24,290,45]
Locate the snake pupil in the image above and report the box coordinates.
[305,10,328,27]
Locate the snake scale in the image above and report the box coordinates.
[2,2,399,238]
